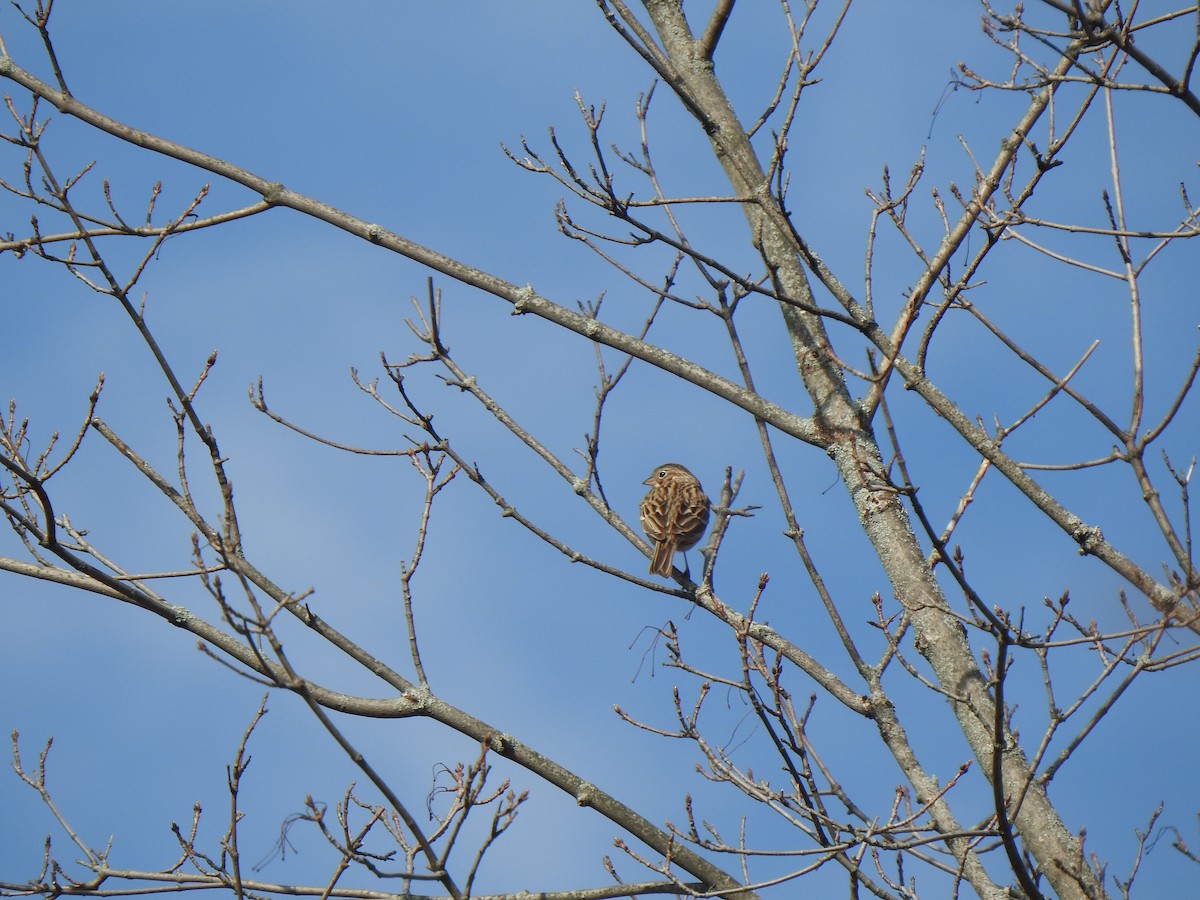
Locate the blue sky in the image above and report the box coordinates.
[2,2,1198,897]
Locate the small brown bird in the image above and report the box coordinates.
[639,463,710,577]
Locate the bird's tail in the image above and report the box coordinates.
[650,540,675,577]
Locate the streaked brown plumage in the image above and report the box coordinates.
[639,463,710,577]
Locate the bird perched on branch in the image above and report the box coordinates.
[639,463,710,577]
